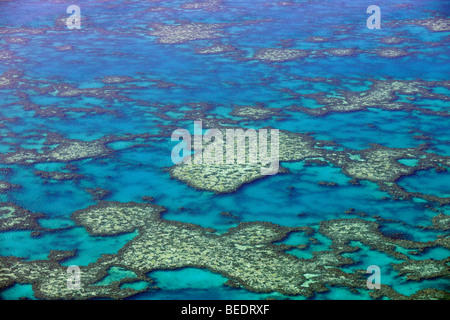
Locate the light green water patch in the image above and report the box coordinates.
[164,203,233,233]
[39,217,75,229]
[298,97,326,109]
[34,163,67,171]
[0,227,138,265]
[61,228,138,266]
[276,231,310,246]
[120,281,149,291]
[432,86,450,96]
[214,106,241,121]
[93,267,137,286]
[300,162,351,186]
[341,241,404,290]
[282,161,306,173]
[81,150,235,231]
[149,268,228,290]
[348,153,364,161]
[315,145,346,152]
[397,158,419,167]
[0,230,56,260]
[107,141,142,151]
[342,240,450,296]
[411,197,428,204]
[286,247,311,259]
[2,137,20,145]
[0,144,11,153]
[311,231,333,247]
[287,229,333,259]
[395,246,413,257]
[178,106,193,112]
[164,111,184,120]
[0,284,36,300]
[6,165,93,215]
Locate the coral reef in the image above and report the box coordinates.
[0,202,44,232]
[2,201,448,300]
[253,48,309,62]
[148,23,227,44]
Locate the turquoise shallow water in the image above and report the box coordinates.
[0,0,449,300]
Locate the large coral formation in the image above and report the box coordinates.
[1,202,448,300]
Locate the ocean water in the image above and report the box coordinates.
[0,0,449,300]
